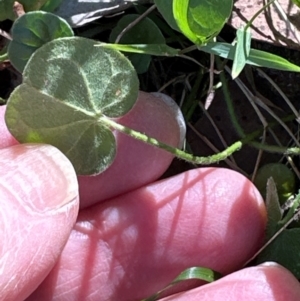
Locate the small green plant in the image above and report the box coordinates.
[254,163,296,205]
[3,1,300,176]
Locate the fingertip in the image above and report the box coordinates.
[0,144,79,301]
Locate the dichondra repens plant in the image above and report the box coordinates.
[4,1,300,176]
[4,37,242,175]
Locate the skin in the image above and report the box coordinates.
[1,93,300,301]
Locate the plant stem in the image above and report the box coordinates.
[216,56,245,138]
[99,116,242,165]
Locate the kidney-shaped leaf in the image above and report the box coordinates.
[5,37,139,175]
[173,0,232,44]
[154,0,180,31]
[187,0,232,40]
[8,11,74,72]
[110,14,165,73]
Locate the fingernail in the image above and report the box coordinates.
[0,144,78,211]
[151,92,186,148]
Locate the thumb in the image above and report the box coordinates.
[0,144,79,301]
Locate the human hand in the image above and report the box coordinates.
[1,93,300,301]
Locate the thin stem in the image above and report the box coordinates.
[245,0,275,31]
[115,4,157,44]
[179,45,198,55]
[216,57,245,138]
[99,116,242,165]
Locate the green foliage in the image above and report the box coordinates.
[154,0,180,31]
[155,0,232,45]
[232,27,251,79]
[254,163,296,204]
[41,0,64,12]
[264,178,282,238]
[0,0,48,21]
[99,43,179,56]
[109,14,165,73]
[257,228,300,279]
[8,11,73,72]
[173,0,232,44]
[254,180,300,279]
[291,0,300,8]
[143,266,222,301]
[201,42,300,72]
[5,37,139,175]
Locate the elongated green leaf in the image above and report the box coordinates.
[0,52,8,62]
[98,43,179,56]
[8,11,74,72]
[200,42,300,72]
[109,14,165,73]
[143,266,222,301]
[232,27,251,79]
[265,178,283,238]
[5,37,139,175]
[171,266,222,283]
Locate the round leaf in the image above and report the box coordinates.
[8,11,74,72]
[5,37,139,175]
[187,0,232,40]
[154,0,180,31]
[110,14,165,74]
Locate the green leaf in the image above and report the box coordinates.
[292,0,300,8]
[109,14,165,74]
[265,178,283,238]
[173,0,232,45]
[256,228,300,279]
[143,266,222,301]
[0,50,8,63]
[0,0,48,21]
[154,0,180,32]
[200,42,300,72]
[187,0,232,41]
[41,0,64,12]
[173,0,200,44]
[5,37,139,175]
[98,43,179,56]
[8,11,74,72]
[232,27,251,79]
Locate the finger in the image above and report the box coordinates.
[27,168,266,301]
[78,91,185,208]
[0,144,79,301]
[160,263,300,300]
